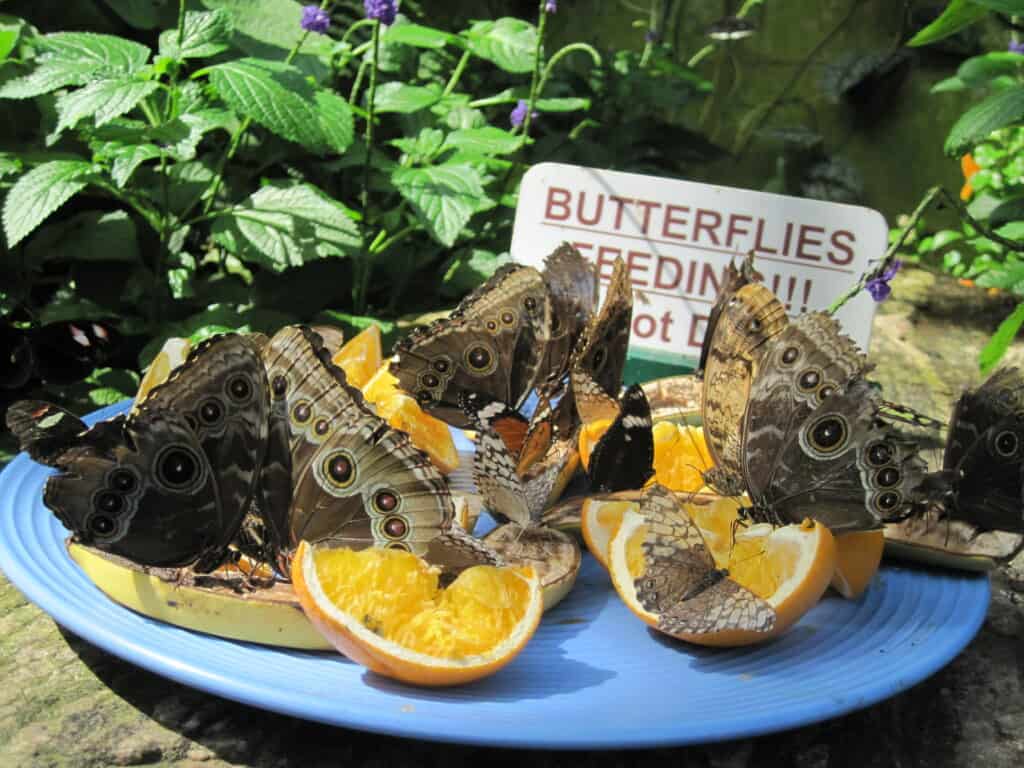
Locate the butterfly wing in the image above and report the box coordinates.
[138,333,271,559]
[390,265,552,428]
[700,281,788,494]
[747,376,927,532]
[461,394,532,526]
[586,383,654,492]
[540,243,599,386]
[569,257,633,405]
[942,367,1024,533]
[43,409,227,568]
[264,326,454,557]
[6,400,89,466]
[658,578,776,636]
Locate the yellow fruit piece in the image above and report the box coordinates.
[581,496,638,569]
[331,324,383,389]
[373,392,460,475]
[830,529,885,599]
[608,510,836,647]
[68,542,330,650]
[362,362,401,403]
[578,418,612,469]
[291,541,543,687]
[578,419,713,492]
[648,422,713,492]
[134,337,191,408]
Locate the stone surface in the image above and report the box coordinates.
[2,267,1023,767]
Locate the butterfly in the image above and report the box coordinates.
[538,243,599,393]
[928,367,1024,535]
[581,383,655,493]
[390,264,553,429]
[261,326,496,572]
[701,266,929,532]
[7,334,274,571]
[460,391,579,528]
[635,484,775,638]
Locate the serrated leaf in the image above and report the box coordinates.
[372,82,441,113]
[211,182,360,271]
[908,0,987,47]
[3,160,93,247]
[106,143,162,187]
[314,89,354,154]
[465,18,537,73]
[981,301,1024,374]
[54,77,159,135]
[384,23,455,49]
[40,31,150,75]
[205,58,344,153]
[443,126,522,155]
[390,128,445,162]
[0,31,151,99]
[391,163,487,247]
[159,10,232,60]
[945,85,1024,155]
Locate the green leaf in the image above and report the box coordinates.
[981,301,1024,374]
[390,128,445,163]
[0,31,151,99]
[0,19,22,62]
[442,248,508,295]
[989,196,1024,227]
[0,153,22,180]
[24,210,139,264]
[391,163,488,247]
[443,126,522,155]
[37,289,109,325]
[384,23,455,49]
[211,182,361,271]
[931,76,967,93]
[944,85,1024,155]
[3,160,93,247]
[313,89,354,154]
[997,221,1024,239]
[205,58,343,153]
[907,0,988,47]
[54,77,159,135]
[464,18,537,73]
[957,52,1024,87]
[372,82,441,113]
[534,96,591,112]
[106,143,162,187]
[159,10,233,60]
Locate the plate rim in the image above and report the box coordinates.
[0,400,991,750]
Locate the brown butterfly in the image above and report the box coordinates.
[7,334,273,571]
[635,484,775,638]
[701,264,929,532]
[389,265,553,429]
[261,326,496,572]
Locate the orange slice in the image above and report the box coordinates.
[579,419,713,492]
[648,422,713,492]
[133,337,191,410]
[830,529,884,599]
[580,494,640,569]
[608,510,835,647]
[291,541,542,686]
[361,363,459,474]
[331,325,382,389]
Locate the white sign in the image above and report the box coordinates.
[511,162,887,363]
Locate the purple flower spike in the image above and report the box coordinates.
[301,5,331,34]
[545,0,557,12]
[865,259,902,302]
[364,0,398,25]
[1010,40,1024,55]
[510,99,537,129]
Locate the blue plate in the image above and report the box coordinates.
[0,401,989,749]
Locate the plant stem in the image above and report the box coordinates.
[177,0,186,49]
[355,20,381,313]
[518,2,549,140]
[443,50,472,97]
[538,43,602,94]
